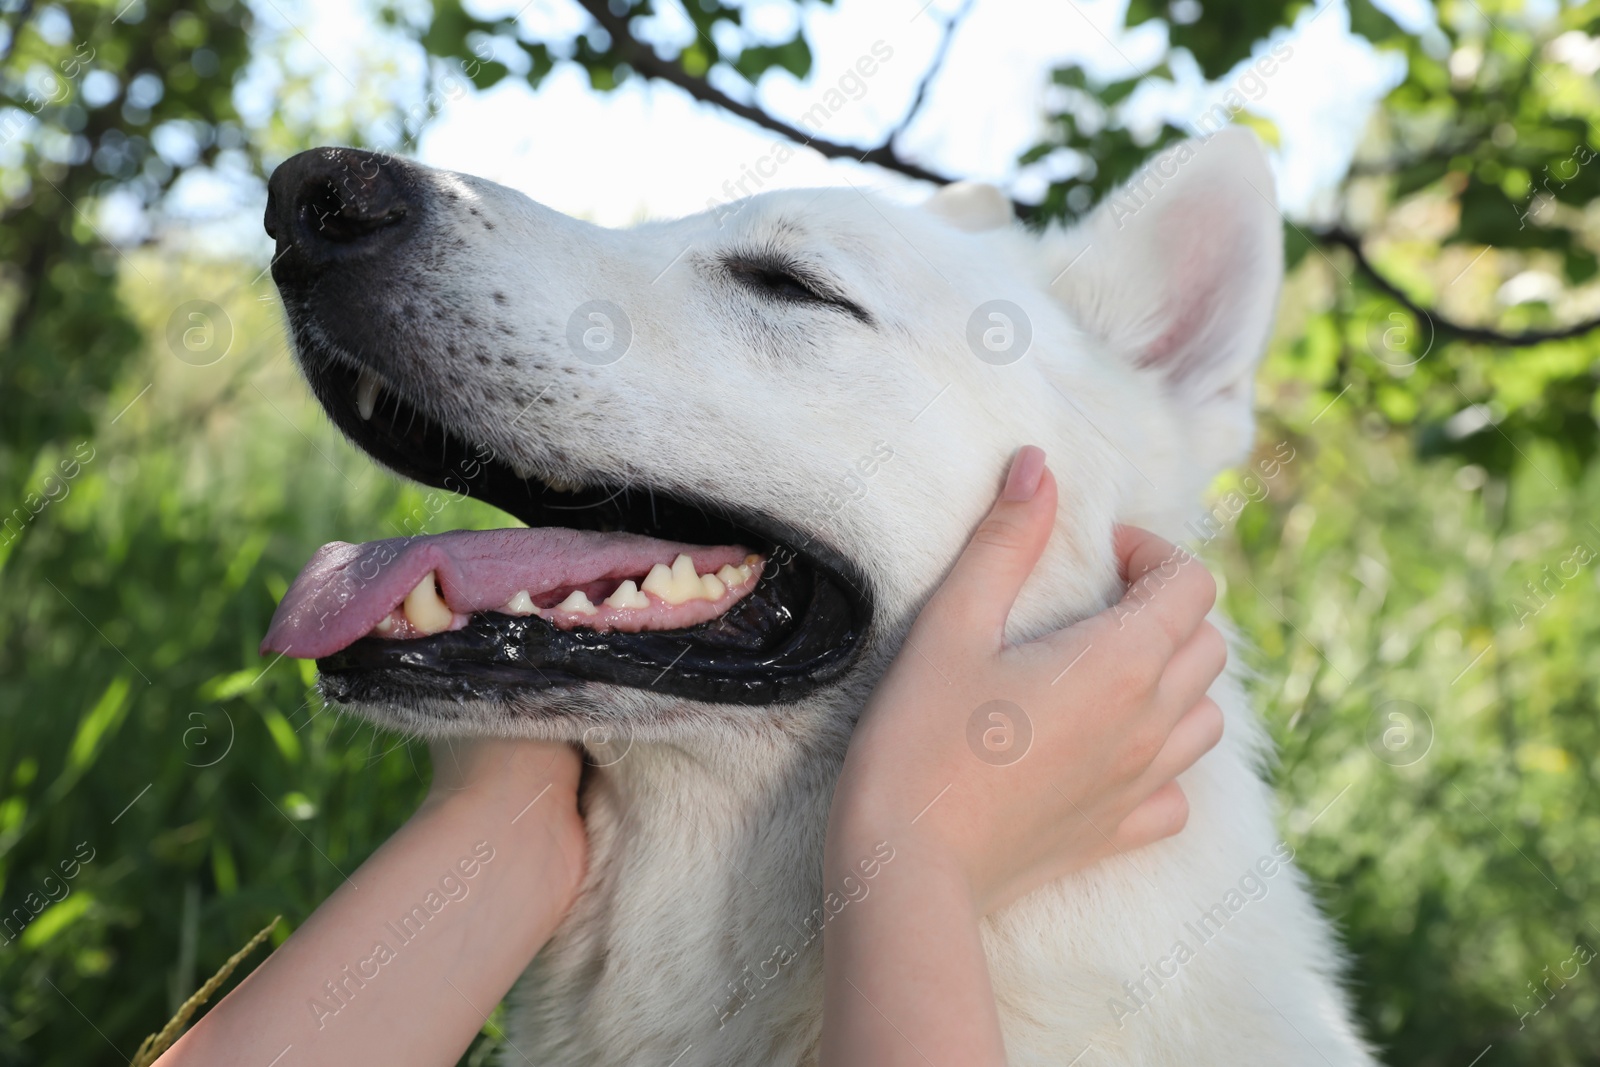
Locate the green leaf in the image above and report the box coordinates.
[20,893,95,950]
[1167,0,1302,79]
[733,37,813,82]
[1348,0,1405,44]
[63,676,133,779]
[1564,246,1598,286]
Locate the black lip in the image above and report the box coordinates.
[278,333,873,708]
[317,549,861,706]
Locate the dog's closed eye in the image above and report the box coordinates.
[722,253,871,324]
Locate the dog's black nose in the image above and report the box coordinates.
[265,147,417,271]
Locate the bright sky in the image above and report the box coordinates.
[164,0,1411,248]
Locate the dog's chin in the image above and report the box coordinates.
[267,324,875,720]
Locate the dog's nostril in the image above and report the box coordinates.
[264,147,416,260]
[300,177,406,243]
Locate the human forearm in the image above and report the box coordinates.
[819,829,1006,1067]
[159,744,583,1067]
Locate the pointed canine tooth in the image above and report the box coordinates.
[355,367,382,421]
[604,580,648,610]
[502,590,535,616]
[555,589,598,615]
[641,562,675,601]
[403,573,453,634]
[700,573,726,600]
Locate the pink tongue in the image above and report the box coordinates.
[261,528,751,660]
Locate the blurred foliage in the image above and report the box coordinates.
[0,255,508,1062]
[1024,0,1600,478]
[0,0,254,473]
[3,0,1600,1064]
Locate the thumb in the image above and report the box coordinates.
[920,446,1057,647]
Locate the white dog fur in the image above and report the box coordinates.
[324,128,1375,1065]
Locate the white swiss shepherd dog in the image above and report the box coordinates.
[260,127,1376,1065]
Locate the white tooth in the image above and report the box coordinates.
[720,563,755,588]
[671,553,703,603]
[403,573,453,635]
[604,580,648,610]
[642,555,703,605]
[555,589,598,615]
[501,590,535,616]
[374,614,399,636]
[544,474,581,493]
[700,573,726,600]
[641,562,675,602]
[355,367,382,421]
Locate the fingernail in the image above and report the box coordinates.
[1002,446,1047,502]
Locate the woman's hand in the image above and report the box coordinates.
[828,445,1224,913]
[820,446,1226,1067]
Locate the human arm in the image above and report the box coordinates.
[819,446,1226,1066]
[156,739,585,1067]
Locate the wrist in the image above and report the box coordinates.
[415,763,587,912]
[826,814,982,921]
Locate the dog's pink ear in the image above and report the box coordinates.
[1048,128,1282,468]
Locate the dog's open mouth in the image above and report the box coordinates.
[262,358,871,707]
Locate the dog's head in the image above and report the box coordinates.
[260,130,1282,743]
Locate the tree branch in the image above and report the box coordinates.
[573,3,1600,349]
[572,0,961,187]
[1321,227,1600,347]
[887,0,974,144]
